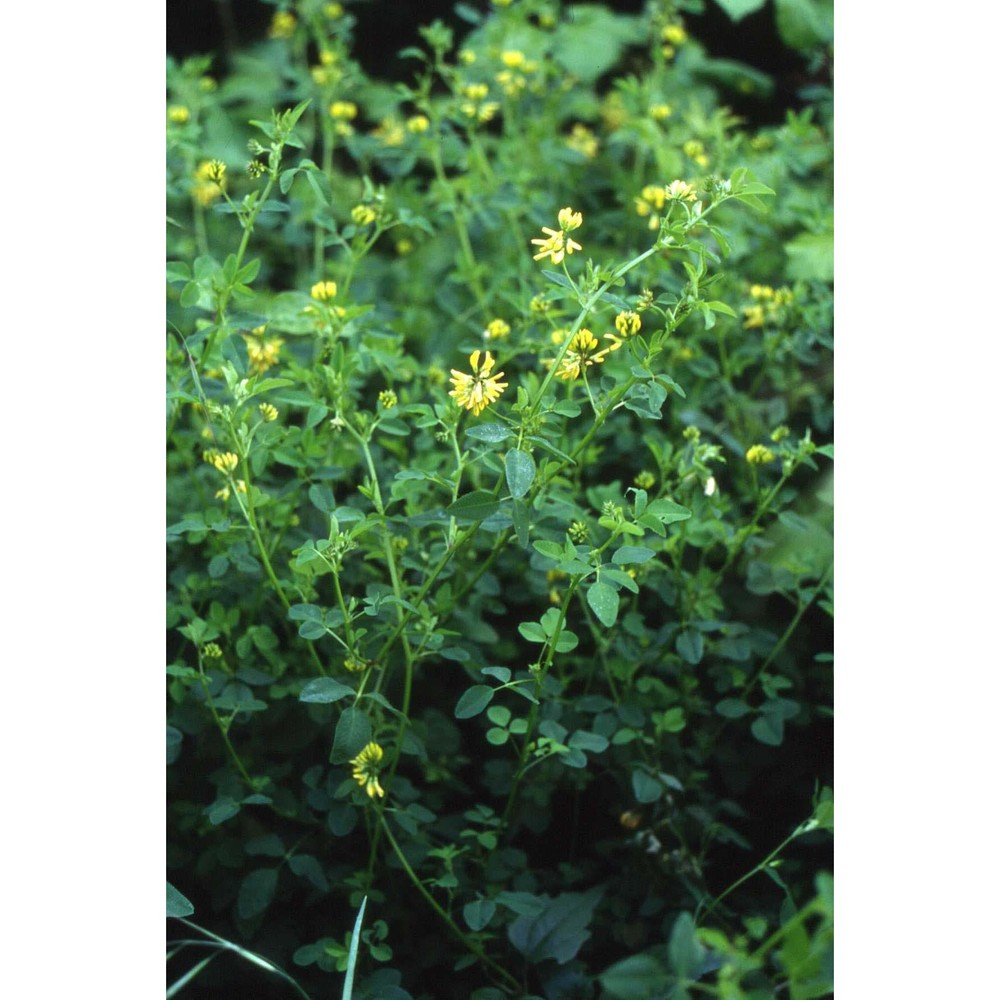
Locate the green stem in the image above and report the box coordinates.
[196,656,255,789]
[379,816,521,993]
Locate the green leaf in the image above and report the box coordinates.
[207,797,240,825]
[712,0,768,22]
[751,712,785,746]
[612,545,656,565]
[587,582,619,628]
[465,423,514,444]
[300,678,354,704]
[785,231,834,282]
[167,882,195,918]
[505,449,536,499]
[668,913,704,981]
[676,629,704,665]
[657,707,686,733]
[715,698,753,718]
[511,498,530,548]
[644,498,692,526]
[551,6,644,82]
[447,490,501,522]
[518,621,548,643]
[330,707,372,764]
[631,769,662,803]
[237,868,278,920]
[455,685,494,719]
[464,898,497,931]
[568,730,609,753]
[507,888,603,963]
[600,953,670,999]
[775,0,833,51]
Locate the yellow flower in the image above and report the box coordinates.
[351,204,377,225]
[319,49,337,66]
[484,318,511,340]
[205,450,240,474]
[683,140,709,168]
[395,238,413,255]
[406,114,430,133]
[557,207,583,232]
[665,179,698,202]
[501,50,526,68]
[531,225,582,265]
[168,105,190,124]
[459,49,477,65]
[192,160,226,206]
[742,304,765,329]
[650,103,673,120]
[373,116,405,146]
[565,123,599,159]
[378,389,398,409]
[311,280,338,301]
[554,329,621,380]
[244,332,284,373]
[615,311,641,337]
[461,82,490,102]
[662,24,687,45]
[449,350,508,416]
[329,101,358,120]
[746,444,776,465]
[324,2,344,17]
[259,403,279,422]
[350,742,386,799]
[269,11,297,39]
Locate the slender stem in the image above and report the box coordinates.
[379,816,521,993]
[196,655,255,788]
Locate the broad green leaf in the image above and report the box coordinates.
[330,707,372,764]
[237,868,278,920]
[600,953,670,999]
[714,0,768,18]
[668,912,704,979]
[676,629,704,665]
[455,685,494,719]
[751,713,785,746]
[518,621,547,643]
[465,423,513,444]
[507,888,603,963]
[631,769,662,803]
[775,0,833,51]
[167,882,194,918]
[512,497,530,548]
[587,582,619,628]
[447,490,501,522]
[568,730,609,753]
[505,449,536,499]
[785,231,834,282]
[464,899,497,931]
[715,698,753,718]
[299,678,355,704]
[612,545,656,565]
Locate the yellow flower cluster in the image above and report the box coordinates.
[634,180,698,228]
[615,311,642,337]
[329,100,357,121]
[168,105,190,124]
[192,160,226,206]
[683,139,709,168]
[553,329,621,380]
[746,444,776,465]
[258,403,279,423]
[350,742,386,799]
[244,328,284,373]
[742,285,794,328]
[449,350,508,416]
[650,103,673,121]
[268,10,297,39]
[311,281,338,301]
[484,318,511,340]
[373,116,405,146]
[204,450,239,475]
[459,82,500,123]
[406,114,430,134]
[565,123,599,159]
[351,204,377,225]
[531,208,583,264]
[378,389,398,409]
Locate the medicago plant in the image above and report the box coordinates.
[167,1,833,998]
